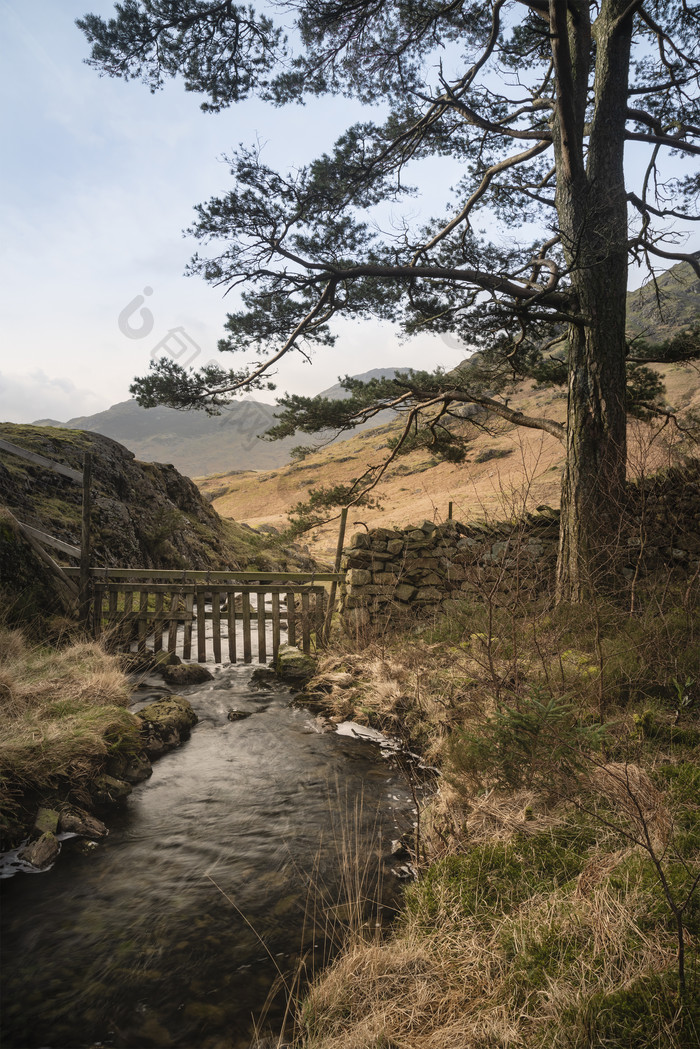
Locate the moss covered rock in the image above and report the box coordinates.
[275,644,317,689]
[161,664,213,686]
[136,696,198,758]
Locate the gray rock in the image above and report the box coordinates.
[18,832,60,869]
[162,663,213,686]
[58,809,108,838]
[275,644,317,688]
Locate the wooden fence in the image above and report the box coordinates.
[68,569,342,665]
[1,436,349,663]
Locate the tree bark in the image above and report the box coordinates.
[554,0,633,602]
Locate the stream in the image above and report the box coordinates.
[0,663,417,1048]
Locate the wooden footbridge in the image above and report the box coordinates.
[1,438,345,665]
[70,567,341,664]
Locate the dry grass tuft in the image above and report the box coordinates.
[0,626,137,816]
[296,869,677,1049]
[589,762,672,852]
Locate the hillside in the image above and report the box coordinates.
[627,253,700,340]
[39,398,300,477]
[199,357,700,558]
[35,369,401,479]
[199,269,700,558]
[0,423,293,574]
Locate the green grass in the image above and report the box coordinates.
[0,627,138,839]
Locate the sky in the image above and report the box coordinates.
[0,0,466,424]
[0,1,697,425]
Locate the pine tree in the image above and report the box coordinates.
[80,0,700,599]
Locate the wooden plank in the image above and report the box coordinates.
[16,523,81,560]
[242,593,252,663]
[271,592,281,664]
[314,587,326,640]
[256,591,266,664]
[323,506,347,644]
[107,589,118,638]
[167,592,180,654]
[9,513,79,599]
[301,591,311,654]
[93,584,103,639]
[138,591,148,654]
[65,567,344,583]
[286,591,297,648]
[227,592,236,663]
[212,591,222,664]
[153,592,164,653]
[0,438,83,483]
[196,590,207,663]
[106,609,194,623]
[183,594,194,660]
[86,582,336,595]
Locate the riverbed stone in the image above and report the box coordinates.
[34,807,59,836]
[227,708,252,721]
[162,663,213,686]
[92,774,132,806]
[153,650,182,669]
[58,809,108,838]
[18,831,60,868]
[250,666,278,688]
[136,696,198,758]
[275,644,317,688]
[107,750,154,784]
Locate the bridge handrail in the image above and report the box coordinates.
[64,567,344,583]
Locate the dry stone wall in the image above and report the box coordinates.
[339,510,560,635]
[339,461,700,635]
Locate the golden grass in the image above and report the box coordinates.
[0,627,137,811]
[296,871,677,1049]
[291,564,700,1048]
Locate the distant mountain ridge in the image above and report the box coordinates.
[34,369,400,478]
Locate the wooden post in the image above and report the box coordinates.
[322,507,348,643]
[448,501,453,520]
[79,452,92,626]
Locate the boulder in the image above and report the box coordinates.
[136,696,198,758]
[153,650,182,669]
[227,708,252,721]
[162,663,213,686]
[92,774,132,806]
[18,832,60,869]
[275,644,317,688]
[58,809,108,838]
[107,750,153,784]
[250,666,278,688]
[33,807,59,836]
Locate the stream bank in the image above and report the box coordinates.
[0,661,417,1048]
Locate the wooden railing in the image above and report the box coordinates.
[75,569,340,664]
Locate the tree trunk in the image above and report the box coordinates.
[556,264,628,601]
[554,0,633,602]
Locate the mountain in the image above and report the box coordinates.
[34,368,401,478]
[626,255,700,340]
[57,398,298,477]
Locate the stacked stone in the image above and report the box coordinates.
[625,461,700,573]
[340,512,560,634]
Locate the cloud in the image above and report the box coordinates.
[0,370,108,425]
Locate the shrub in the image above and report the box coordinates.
[447,687,610,793]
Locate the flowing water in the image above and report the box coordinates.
[0,664,416,1049]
